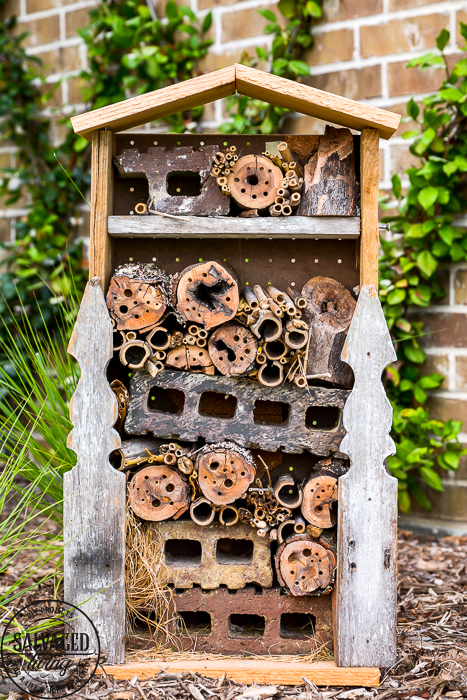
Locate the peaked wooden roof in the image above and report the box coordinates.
[71,64,400,141]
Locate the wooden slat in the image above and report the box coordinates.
[236,66,400,141]
[359,129,380,288]
[72,67,236,140]
[64,278,126,664]
[90,130,114,290]
[108,215,360,239]
[336,285,398,667]
[99,660,380,686]
[71,65,400,141]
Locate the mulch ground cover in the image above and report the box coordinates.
[1,529,466,700]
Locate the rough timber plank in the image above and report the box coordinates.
[90,130,114,291]
[336,285,398,668]
[99,660,380,686]
[72,67,236,140]
[125,368,349,455]
[108,215,360,238]
[64,278,126,664]
[235,65,400,140]
[360,130,380,289]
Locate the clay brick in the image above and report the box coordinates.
[0,0,20,18]
[306,65,381,101]
[361,14,448,59]
[221,4,281,43]
[388,60,443,98]
[65,7,90,39]
[305,28,354,66]
[390,0,441,11]
[67,77,87,105]
[455,356,467,391]
[427,396,467,425]
[166,585,333,655]
[37,45,81,76]
[456,453,467,481]
[418,312,467,349]
[0,217,12,244]
[457,11,467,46]
[389,144,421,175]
[14,15,60,48]
[454,269,467,305]
[435,268,450,305]
[322,0,382,23]
[199,45,268,74]
[26,0,75,13]
[38,80,63,109]
[413,480,467,522]
[424,354,449,383]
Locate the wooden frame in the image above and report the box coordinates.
[72,65,400,141]
[65,71,399,676]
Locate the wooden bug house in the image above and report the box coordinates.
[64,65,401,684]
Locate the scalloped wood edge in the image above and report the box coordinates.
[98,660,380,686]
[71,65,400,140]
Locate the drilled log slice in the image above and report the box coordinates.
[107,276,166,331]
[128,465,189,521]
[176,261,239,330]
[228,155,283,211]
[197,442,255,505]
[301,472,338,529]
[208,323,257,377]
[275,535,335,596]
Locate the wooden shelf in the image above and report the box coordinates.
[99,659,380,686]
[108,215,360,239]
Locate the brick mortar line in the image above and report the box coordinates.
[429,389,467,399]
[425,347,467,356]
[15,0,95,22]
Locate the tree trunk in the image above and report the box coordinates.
[208,323,257,377]
[128,465,190,521]
[196,442,256,506]
[275,535,336,596]
[176,261,239,330]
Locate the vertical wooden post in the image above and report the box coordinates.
[335,286,398,667]
[64,278,126,664]
[359,129,380,289]
[90,130,114,290]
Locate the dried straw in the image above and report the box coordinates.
[125,506,185,652]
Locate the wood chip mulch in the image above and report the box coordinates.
[1,529,466,700]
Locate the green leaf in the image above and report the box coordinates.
[440,87,464,102]
[418,186,438,210]
[258,8,277,21]
[387,287,406,305]
[202,12,212,32]
[418,373,444,389]
[420,466,444,491]
[436,28,450,52]
[411,484,432,511]
[406,98,419,120]
[398,489,411,514]
[460,21,467,41]
[442,450,460,469]
[392,173,401,198]
[404,343,426,364]
[416,249,438,277]
[303,0,322,17]
[288,60,310,76]
[278,0,296,18]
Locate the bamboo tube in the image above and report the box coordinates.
[219,505,239,527]
[154,350,166,361]
[294,514,307,534]
[266,296,284,318]
[268,286,287,305]
[135,202,147,215]
[258,361,284,387]
[287,287,307,308]
[281,204,292,216]
[293,374,307,388]
[147,327,171,351]
[284,320,308,349]
[277,188,290,199]
[214,152,225,165]
[216,176,228,187]
[229,145,237,153]
[221,185,230,196]
[278,519,296,545]
[288,161,303,177]
[282,292,298,316]
[120,340,152,370]
[253,285,270,310]
[269,203,282,216]
[126,331,137,341]
[288,177,301,192]
[290,192,301,208]
[211,167,221,176]
[198,328,208,339]
[188,325,200,337]
[256,352,267,365]
[190,498,215,526]
[275,196,287,206]
[164,452,176,466]
[285,169,296,180]
[196,337,207,348]
[274,474,303,509]
[277,141,293,163]
[225,152,233,161]
[264,339,287,361]
[244,286,260,311]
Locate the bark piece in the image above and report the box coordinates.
[176,261,239,330]
[301,472,338,529]
[107,275,166,331]
[208,323,257,377]
[298,126,358,217]
[228,155,283,211]
[301,276,356,386]
[275,535,335,596]
[110,437,160,471]
[197,442,256,505]
[114,145,229,217]
[128,464,189,521]
[110,379,129,433]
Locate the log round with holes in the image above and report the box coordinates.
[301,472,338,529]
[107,276,166,331]
[208,323,257,377]
[275,535,335,596]
[228,155,283,211]
[129,465,190,521]
[176,261,239,330]
[196,443,255,506]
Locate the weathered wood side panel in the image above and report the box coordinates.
[359,129,379,289]
[64,278,126,664]
[90,130,115,291]
[335,285,398,668]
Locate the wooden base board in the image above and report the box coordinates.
[99,660,380,687]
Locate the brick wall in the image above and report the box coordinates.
[2,0,467,523]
